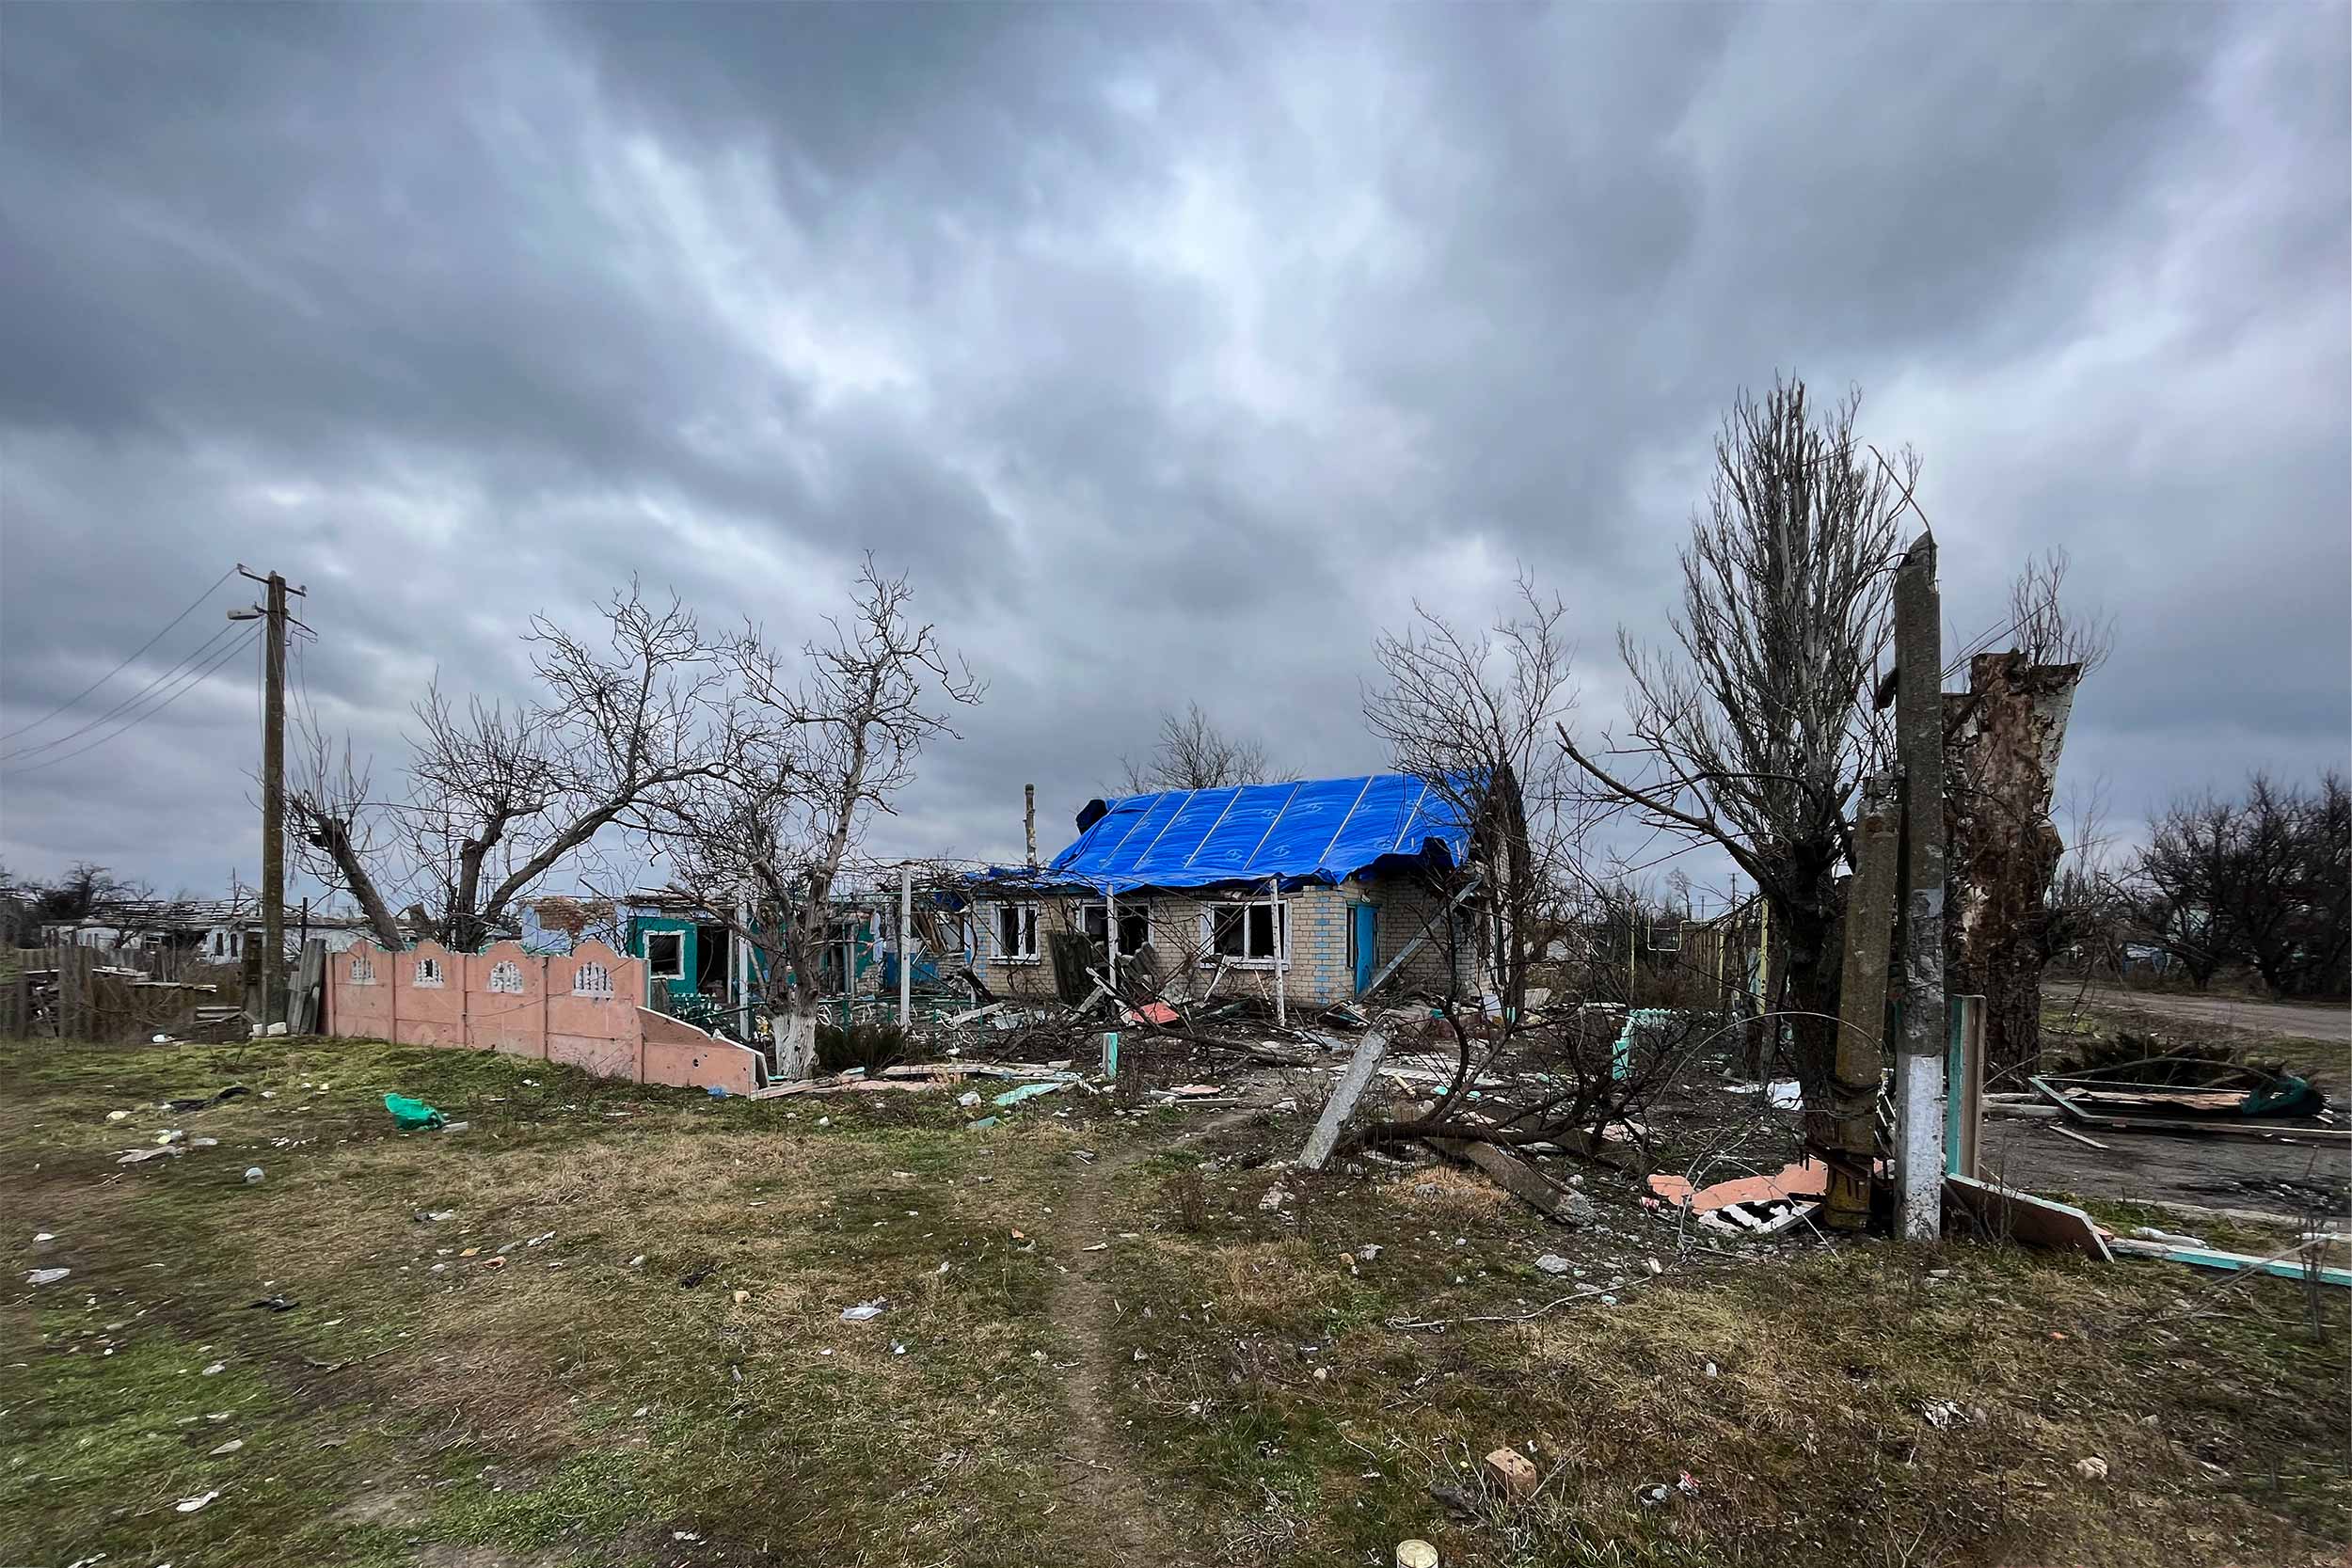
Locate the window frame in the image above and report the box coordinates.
[644,929,686,982]
[987,901,1040,963]
[1081,900,1152,957]
[1201,896,1287,968]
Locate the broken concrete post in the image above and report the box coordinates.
[1298,1031,1390,1171]
[1427,1136,1594,1225]
[1826,772,1899,1231]
[1024,783,1037,868]
[1894,535,1948,1243]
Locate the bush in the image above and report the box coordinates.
[813,1020,909,1077]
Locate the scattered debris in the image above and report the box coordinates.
[1648,1157,1829,1212]
[384,1093,445,1131]
[1534,1254,1572,1275]
[1483,1447,1539,1498]
[210,1438,244,1456]
[2074,1456,2109,1482]
[839,1300,888,1323]
[1943,1175,2112,1259]
[176,1488,222,1513]
[26,1267,70,1286]
[244,1167,265,1184]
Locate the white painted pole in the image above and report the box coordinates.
[1894,535,1948,1242]
[1270,877,1287,1028]
[898,863,913,1028]
[737,896,752,1040]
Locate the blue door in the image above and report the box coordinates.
[1350,903,1377,994]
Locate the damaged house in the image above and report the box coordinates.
[970,772,1485,1011]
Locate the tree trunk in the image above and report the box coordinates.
[773,997,818,1082]
[1946,653,2082,1083]
[1781,903,1838,1130]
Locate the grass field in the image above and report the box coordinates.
[6,1037,2345,1567]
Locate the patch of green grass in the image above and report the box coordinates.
[2,1039,1090,1567]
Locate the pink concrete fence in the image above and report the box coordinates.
[325,938,767,1096]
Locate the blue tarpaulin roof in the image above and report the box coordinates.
[1016,773,1472,895]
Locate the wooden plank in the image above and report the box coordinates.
[2047,1124,2109,1151]
[2108,1237,2352,1289]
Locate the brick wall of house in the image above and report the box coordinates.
[1361,875,1479,996]
[966,882,1364,1008]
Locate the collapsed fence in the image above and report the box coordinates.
[0,943,246,1043]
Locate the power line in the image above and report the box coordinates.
[0,619,249,764]
[0,566,237,741]
[2,624,260,777]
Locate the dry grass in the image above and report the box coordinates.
[1104,1148,2352,1568]
[8,1037,2344,1568]
[1378,1164,1516,1223]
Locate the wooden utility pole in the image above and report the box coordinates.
[1825,772,1899,1230]
[230,565,306,1029]
[1892,536,1947,1242]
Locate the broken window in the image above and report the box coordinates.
[414,957,443,987]
[573,961,612,997]
[694,922,729,993]
[487,959,524,994]
[1082,902,1151,956]
[990,902,1039,961]
[1206,898,1285,964]
[644,930,684,981]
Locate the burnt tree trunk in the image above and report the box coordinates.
[1945,652,2082,1084]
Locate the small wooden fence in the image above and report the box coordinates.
[0,944,243,1043]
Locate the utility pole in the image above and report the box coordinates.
[1893,535,1947,1242]
[1024,784,1038,868]
[230,565,307,1029]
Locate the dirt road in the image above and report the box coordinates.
[2045,983,2350,1046]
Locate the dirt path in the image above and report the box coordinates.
[2046,983,2350,1045]
[1042,1098,1271,1568]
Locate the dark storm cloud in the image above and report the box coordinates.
[2,2,2344,901]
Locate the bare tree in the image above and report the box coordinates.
[2130,771,2349,998]
[1334,578,1709,1178]
[288,586,737,952]
[1363,574,1580,1022]
[1120,702,1293,793]
[1559,377,1913,1103]
[654,560,981,1079]
[2003,547,2112,677]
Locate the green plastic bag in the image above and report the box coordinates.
[384,1093,445,1131]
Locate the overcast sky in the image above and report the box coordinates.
[2,4,2345,911]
